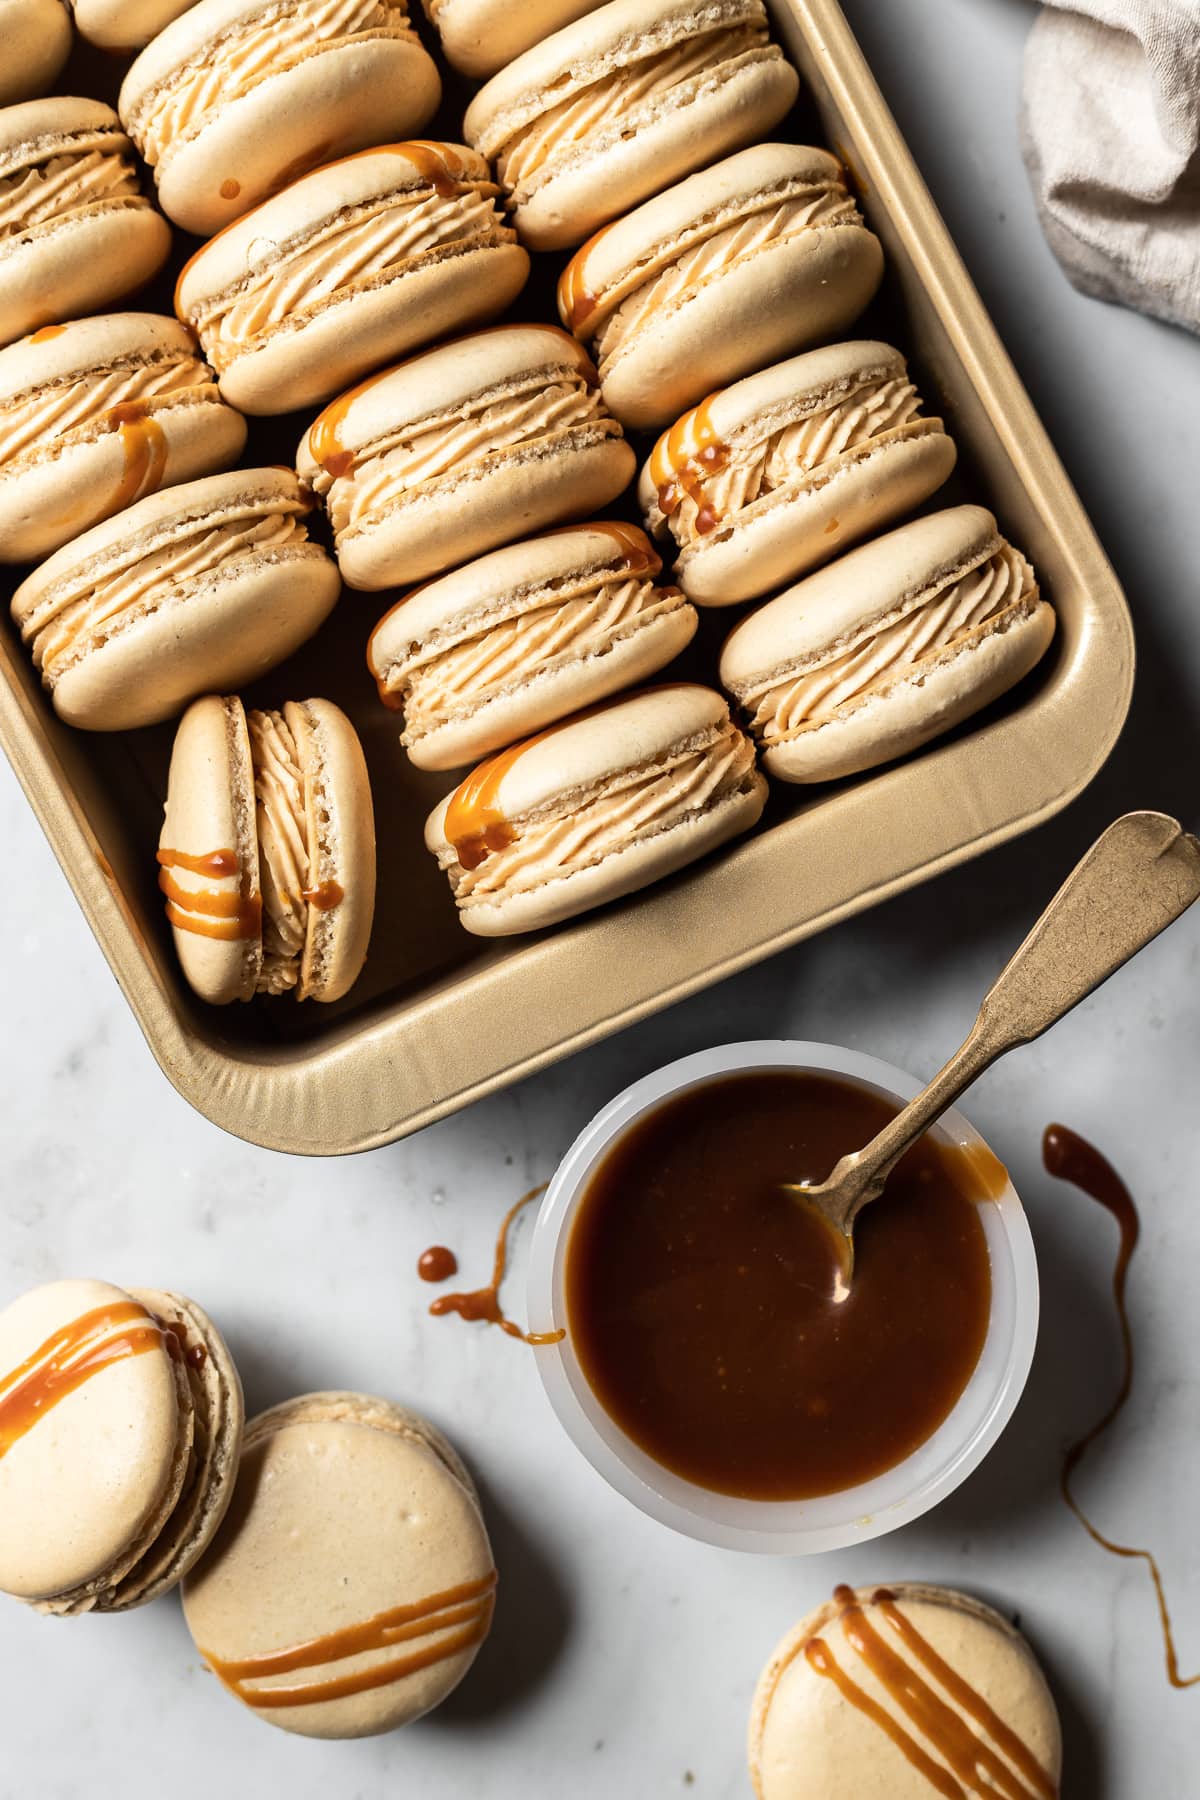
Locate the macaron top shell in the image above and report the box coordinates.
[0,311,206,407]
[70,0,200,49]
[182,1392,495,1739]
[427,0,603,78]
[0,0,72,106]
[0,1279,186,1604]
[749,1583,1063,1799]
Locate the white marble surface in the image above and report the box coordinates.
[3,1,1199,1793]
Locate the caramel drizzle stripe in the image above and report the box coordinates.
[224,1610,494,1710]
[837,1597,1045,1800]
[0,1303,164,1458]
[804,1638,965,1800]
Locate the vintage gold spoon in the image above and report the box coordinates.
[784,811,1200,1298]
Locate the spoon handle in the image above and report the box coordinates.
[844,812,1200,1208]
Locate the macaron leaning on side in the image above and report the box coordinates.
[0,1277,244,1614]
[425,683,767,935]
[175,143,530,416]
[119,0,442,236]
[0,313,247,564]
[159,693,376,1006]
[0,0,72,105]
[11,468,340,731]
[720,505,1056,783]
[0,97,171,349]
[463,0,800,251]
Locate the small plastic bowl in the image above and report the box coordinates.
[527,1040,1039,1554]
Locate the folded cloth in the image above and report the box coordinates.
[1021,0,1200,333]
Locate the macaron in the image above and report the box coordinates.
[748,1582,1063,1799]
[463,0,800,252]
[0,313,247,564]
[639,341,957,606]
[0,1277,244,1614]
[11,468,341,732]
[368,522,698,770]
[69,0,200,49]
[0,97,172,350]
[182,1392,495,1738]
[424,0,602,79]
[119,0,442,237]
[175,142,530,417]
[298,324,636,591]
[425,682,767,935]
[159,693,376,1005]
[559,145,884,431]
[0,0,71,105]
[719,505,1056,783]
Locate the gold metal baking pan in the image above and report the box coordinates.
[0,0,1134,1153]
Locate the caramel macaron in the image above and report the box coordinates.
[463,0,800,252]
[424,0,602,79]
[559,145,884,431]
[749,1583,1062,1798]
[426,682,767,935]
[70,0,200,49]
[159,693,376,1005]
[182,1392,495,1738]
[175,143,530,417]
[640,341,956,606]
[0,1278,243,1614]
[11,468,340,731]
[298,325,635,590]
[119,0,441,236]
[368,522,698,770]
[0,313,246,564]
[720,505,1055,783]
[0,97,171,350]
[0,0,71,105]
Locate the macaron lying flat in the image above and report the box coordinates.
[559,145,884,431]
[0,313,247,563]
[640,342,957,606]
[749,1582,1062,1798]
[119,0,441,237]
[70,0,199,49]
[0,0,71,105]
[0,1278,244,1614]
[426,682,767,935]
[368,522,698,770]
[176,143,530,416]
[299,325,636,591]
[0,98,171,350]
[424,0,602,78]
[720,506,1055,783]
[11,468,340,731]
[463,0,800,252]
[159,693,375,1005]
[182,1392,495,1738]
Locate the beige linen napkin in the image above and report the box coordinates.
[1021,0,1200,332]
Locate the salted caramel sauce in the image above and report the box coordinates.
[1044,1123,1198,1688]
[557,218,618,332]
[219,178,241,200]
[430,1187,564,1346]
[649,395,729,530]
[107,401,169,515]
[0,1302,166,1459]
[300,879,344,911]
[202,1572,497,1710]
[156,847,262,943]
[29,324,67,342]
[417,1245,458,1283]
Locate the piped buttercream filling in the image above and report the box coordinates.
[248,707,310,993]
[0,142,142,240]
[439,723,756,903]
[187,183,514,366]
[315,370,618,538]
[394,574,688,740]
[493,21,779,197]
[736,545,1037,741]
[128,0,417,167]
[0,354,216,468]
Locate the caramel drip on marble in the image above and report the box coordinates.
[1043,1124,1199,1688]
[157,847,262,942]
[202,1572,497,1709]
[649,395,729,534]
[0,1303,166,1458]
[430,1186,564,1346]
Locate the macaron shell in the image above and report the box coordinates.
[284,698,376,1001]
[70,0,199,49]
[182,1395,494,1738]
[0,197,172,351]
[748,1584,1063,1799]
[0,1279,187,1604]
[160,694,263,1005]
[430,0,604,77]
[0,0,71,104]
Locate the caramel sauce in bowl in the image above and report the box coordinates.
[525,1042,1039,1553]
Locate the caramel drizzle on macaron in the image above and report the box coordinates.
[557,217,619,333]
[201,1571,497,1709]
[29,324,67,342]
[157,848,263,942]
[106,402,169,516]
[649,397,729,534]
[0,1302,168,1459]
[803,1586,1056,1800]
[301,880,344,911]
